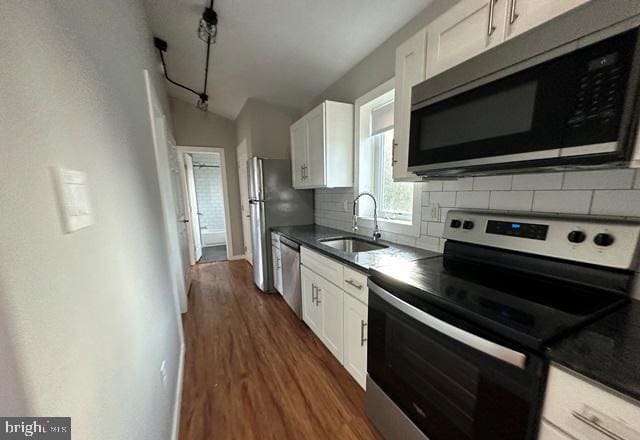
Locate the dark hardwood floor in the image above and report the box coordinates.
[179,260,382,440]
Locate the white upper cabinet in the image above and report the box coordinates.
[290,119,307,188]
[426,0,590,79]
[505,0,589,40]
[426,0,507,79]
[393,28,427,182]
[290,100,353,189]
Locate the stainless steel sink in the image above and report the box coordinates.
[320,237,388,253]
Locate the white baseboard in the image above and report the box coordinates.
[228,254,246,261]
[171,343,186,440]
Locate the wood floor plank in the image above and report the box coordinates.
[179,261,382,440]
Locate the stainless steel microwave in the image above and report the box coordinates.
[408,1,640,177]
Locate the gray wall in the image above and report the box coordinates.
[236,98,295,159]
[306,0,459,110]
[0,1,182,438]
[170,97,244,256]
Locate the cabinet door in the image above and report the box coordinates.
[343,294,368,389]
[505,0,589,40]
[305,104,326,188]
[290,119,307,188]
[272,245,282,294]
[393,28,426,181]
[317,277,344,363]
[301,266,322,335]
[426,0,507,78]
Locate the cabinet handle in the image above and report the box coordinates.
[345,279,363,290]
[360,320,367,346]
[392,140,398,165]
[311,284,317,304]
[487,0,498,36]
[509,0,519,25]
[571,410,628,440]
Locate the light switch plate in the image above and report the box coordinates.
[54,168,93,233]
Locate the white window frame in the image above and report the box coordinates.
[353,77,422,238]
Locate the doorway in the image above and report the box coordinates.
[178,146,234,265]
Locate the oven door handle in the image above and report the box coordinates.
[369,281,527,369]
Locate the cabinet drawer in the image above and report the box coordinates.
[343,266,368,304]
[543,366,640,440]
[301,247,343,286]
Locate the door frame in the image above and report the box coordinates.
[177,145,234,264]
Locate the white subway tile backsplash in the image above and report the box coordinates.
[415,236,440,252]
[443,177,473,191]
[430,192,457,207]
[532,190,592,214]
[591,190,640,217]
[422,205,440,222]
[456,191,490,209]
[314,167,638,255]
[425,180,444,192]
[489,191,533,211]
[512,173,563,190]
[563,169,635,190]
[427,222,445,238]
[473,175,512,190]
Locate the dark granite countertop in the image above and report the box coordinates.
[548,298,640,402]
[271,224,438,273]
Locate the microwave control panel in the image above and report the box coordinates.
[564,28,636,147]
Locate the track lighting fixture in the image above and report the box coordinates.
[154,0,218,111]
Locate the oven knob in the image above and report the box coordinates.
[594,233,615,247]
[567,230,586,243]
[462,220,474,230]
[450,219,462,229]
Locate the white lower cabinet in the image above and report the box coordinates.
[300,247,369,389]
[317,276,344,363]
[539,365,640,439]
[343,293,368,389]
[301,266,322,335]
[272,244,282,294]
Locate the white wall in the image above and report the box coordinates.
[170,97,245,256]
[0,1,182,439]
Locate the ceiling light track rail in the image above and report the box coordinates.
[154,0,218,111]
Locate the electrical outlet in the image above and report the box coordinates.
[343,200,349,212]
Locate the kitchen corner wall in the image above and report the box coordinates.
[316,169,640,253]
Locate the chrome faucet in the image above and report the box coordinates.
[352,192,381,241]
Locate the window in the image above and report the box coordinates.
[357,85,414,224]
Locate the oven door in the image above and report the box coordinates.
[407,28,637,175]
[366,280,546,440]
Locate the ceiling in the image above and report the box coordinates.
[144,0,431,120]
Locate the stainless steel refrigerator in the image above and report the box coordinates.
[248,157,313,292]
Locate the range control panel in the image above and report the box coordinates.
[444,210,640,271]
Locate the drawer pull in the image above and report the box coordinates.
[572,410,627,440]
[345,278,363,290]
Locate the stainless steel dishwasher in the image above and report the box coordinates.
[279,236,302,319]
